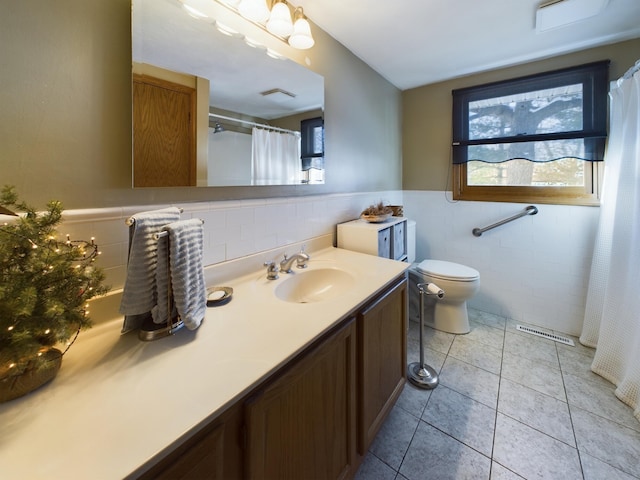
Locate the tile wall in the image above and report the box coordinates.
[403,190,600,336]
[61,190,403,292]
[59,190,598,336]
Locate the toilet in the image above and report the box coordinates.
[407,220,480,334]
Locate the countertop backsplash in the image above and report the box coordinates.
[67,191,403,325]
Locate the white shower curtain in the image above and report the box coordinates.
[251,127,301,185]
[581,60,640,423]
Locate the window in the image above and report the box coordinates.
[300,116,324,184]
[452,61,609,205]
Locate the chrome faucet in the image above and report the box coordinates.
[279,247,310,273]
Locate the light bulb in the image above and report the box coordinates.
[288,10,314,50]
[266,1,293,37]
[238,0,270,23]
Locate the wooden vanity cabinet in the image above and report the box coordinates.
[245,319,357,480]
[357,277,407,453]
[135,275,407,480]
[139,402,243,480]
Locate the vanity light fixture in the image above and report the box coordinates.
[288,6,314,49]
[214,0,315,50]
[238,0,270,23]
[266,0,293,37]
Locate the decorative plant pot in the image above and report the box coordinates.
[0,348,62,403]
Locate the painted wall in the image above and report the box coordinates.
[0,0,402,209]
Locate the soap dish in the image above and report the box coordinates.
[207,286,233,306]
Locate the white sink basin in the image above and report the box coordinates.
[275,268,355,304]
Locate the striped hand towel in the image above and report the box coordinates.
[119,207,181,331]
[164,218,207,331]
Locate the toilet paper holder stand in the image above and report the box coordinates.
[407,282,444,389]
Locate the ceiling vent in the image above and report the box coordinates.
[260,88,297,104]
[535,0,610,32]
[260,88,296,98]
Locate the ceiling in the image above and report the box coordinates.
[294,0,640,90]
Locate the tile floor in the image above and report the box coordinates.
[355,309,640,480]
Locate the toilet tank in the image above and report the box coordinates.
[407,219,416,263]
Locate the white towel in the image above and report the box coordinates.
[119,207,181,331]
[163,219,207,331]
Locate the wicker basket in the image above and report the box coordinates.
[388,205,404,217]
[0,348,62,403]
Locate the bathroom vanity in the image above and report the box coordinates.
[0,242,408,480]
[141,275,407,480]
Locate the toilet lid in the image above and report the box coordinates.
[416,260,480,281]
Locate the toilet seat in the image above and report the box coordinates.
[416,260,479,282]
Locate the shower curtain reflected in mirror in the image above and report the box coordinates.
[581,60,640,423]
[251,128,302,185]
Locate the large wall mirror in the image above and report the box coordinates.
[132,0,325,187]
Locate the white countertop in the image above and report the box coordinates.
[0,246,408,479]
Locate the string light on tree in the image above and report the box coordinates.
[0,185,110,401]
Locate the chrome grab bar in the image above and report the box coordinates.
[472,205,538,237]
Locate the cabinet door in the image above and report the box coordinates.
[392,221,406,260]
[139,403,243,480]
[377,227,391,258]
[357,278,407,453]
[245,319,357,480]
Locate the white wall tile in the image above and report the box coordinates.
[57,190,597,336]
[402,191,599,335]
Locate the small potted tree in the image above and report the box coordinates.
[0,186,109,402]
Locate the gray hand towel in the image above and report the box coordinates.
[163,219,207,331]
[151,232,172,325]
[119,207,181,331]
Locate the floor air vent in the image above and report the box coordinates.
[516,324,575,346]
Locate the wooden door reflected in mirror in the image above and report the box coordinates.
[133,74,196,187]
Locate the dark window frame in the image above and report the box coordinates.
[451,61,609,205]
[300,116,324,171]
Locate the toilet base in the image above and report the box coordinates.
[408,267,477,335]
[432,301,471,334]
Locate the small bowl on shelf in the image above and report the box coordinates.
[360,213,392,223]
